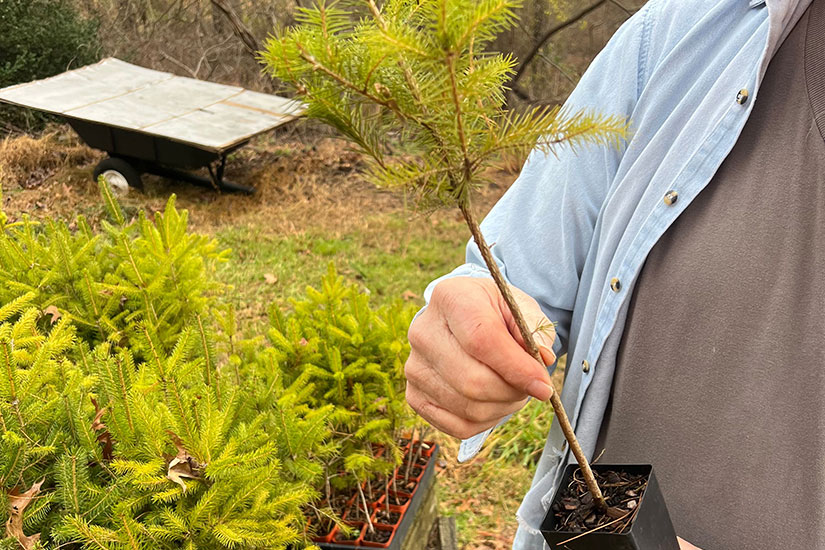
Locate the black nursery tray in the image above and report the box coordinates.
[540,464,679,550]
[317,444,439,550]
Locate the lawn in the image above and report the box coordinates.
[0,126,555,548]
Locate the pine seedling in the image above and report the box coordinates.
[264,0,627,509]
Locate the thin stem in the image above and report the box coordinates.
[458,200,607,512]
[357,481,374,534]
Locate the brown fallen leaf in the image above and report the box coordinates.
[90,397,113,461]
[401,290,419,301]
[5,478,45,550]
[42,305,61,325]
[165,431,202,493]
[263,273,278,285]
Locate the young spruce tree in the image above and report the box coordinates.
[264,0,629,509]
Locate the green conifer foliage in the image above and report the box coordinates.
[262,265,417,521]
[0,180,229,356]
[0,185,330,549]
[0,183,420,548]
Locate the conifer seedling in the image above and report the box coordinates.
[264,0,628,511]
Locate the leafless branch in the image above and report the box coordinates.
[210,0,260,58]
[510,0,608,89]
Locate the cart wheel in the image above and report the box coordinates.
[93,158,142,193]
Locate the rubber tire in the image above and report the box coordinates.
[92,157,143,191]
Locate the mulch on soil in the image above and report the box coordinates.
[551,469,647,535]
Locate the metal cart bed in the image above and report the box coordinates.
[0,58,304,193]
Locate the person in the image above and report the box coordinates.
[404,0,825,548]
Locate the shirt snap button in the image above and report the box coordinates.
[582,360,590,373]
[610,277,621,292]
[736,88,749,105]
[664,190,678,205]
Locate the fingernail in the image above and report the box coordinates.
[539,346,556,367]
[527,379,553,401]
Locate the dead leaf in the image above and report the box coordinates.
[5,478,45,549]
[263,273,278,285]
[165,431,202,493]
[90,397,113,461]
[401,290,419,301]
[42,305,61,325]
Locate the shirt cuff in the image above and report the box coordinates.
[457,412,517,462]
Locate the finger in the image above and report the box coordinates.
[405,359,527,423]
[443,302,553,401]
[677,538,702,550]
[405,384,498,440]
[407,321,529,403]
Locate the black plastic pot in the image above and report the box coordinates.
[541,464,679,550]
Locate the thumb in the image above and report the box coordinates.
[509,286,557,366]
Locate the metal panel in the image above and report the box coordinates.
[0,58,304,152]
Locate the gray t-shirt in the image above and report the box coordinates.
[597,1,825,548]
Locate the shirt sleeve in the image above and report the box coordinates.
[417,1,660,462]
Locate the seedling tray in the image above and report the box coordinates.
[317,442,439,550]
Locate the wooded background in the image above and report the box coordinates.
[70,0,642,107]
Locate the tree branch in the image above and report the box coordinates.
[510,0,608,89]
[209,0,259,58]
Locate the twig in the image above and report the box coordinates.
[209,0,259,58]
[459,199,607,512]
[510,0,608,89]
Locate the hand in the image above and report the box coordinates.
[678,537,702,549]
[405,277,556,439]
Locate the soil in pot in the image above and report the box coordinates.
[373,507,402,525]
[544,464,679,550]
[362,527,393,544]
[551,468,646,534]
[330,494,352,515]
[333,523,362,543]
[397,476,417,492]
[365,478,386,500]
[387,491,410,507]
[312,516,337,540]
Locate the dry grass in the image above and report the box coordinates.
[0,129,101,190]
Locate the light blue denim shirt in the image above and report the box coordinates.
[419,0,812,546]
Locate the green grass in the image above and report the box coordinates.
[213,212,469,326]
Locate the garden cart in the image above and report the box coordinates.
[0,58,304,193]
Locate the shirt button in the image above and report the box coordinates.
[582,360,591,373]
[610,277,621,292]
[663,190,678,205]
[736,88,749,105]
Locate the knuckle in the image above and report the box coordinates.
[462,401,495,424]
[403,355,423,384]
[407,318,427,350]
[405,386,424,414]
[460,370,487,401]
[454,421,484,440]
